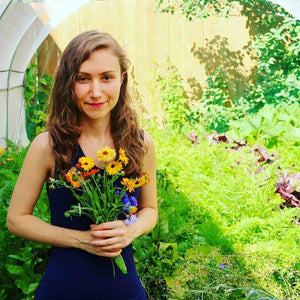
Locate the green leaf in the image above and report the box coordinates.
[7,254,27,262]
[6,264,24,275]
[113,255,127,275]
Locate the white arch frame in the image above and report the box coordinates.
[0,0,89,147]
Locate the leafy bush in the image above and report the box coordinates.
[238,18,300,114]
[154,59,193,130]
[134,168,194,299]
[0,144,50,299]
[228,102,300,148]
[24,63,52,142]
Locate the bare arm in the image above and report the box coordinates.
[7,132,119,257]
[90,131,158,252]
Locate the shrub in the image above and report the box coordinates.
[0,144,50,299]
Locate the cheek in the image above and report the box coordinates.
[107,82,122,97]
[74,84,87,99]
[74,84,80,98]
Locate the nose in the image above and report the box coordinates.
[90,80,102,99]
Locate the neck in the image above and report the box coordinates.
[77,117,115,156]
[79,116,111,139]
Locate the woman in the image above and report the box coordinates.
[7,30,157,299]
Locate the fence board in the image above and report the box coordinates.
[43,0,253,113]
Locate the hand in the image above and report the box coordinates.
[77,229,121,258]
[89,220,135,255]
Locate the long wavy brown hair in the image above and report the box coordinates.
[47,30,147,176]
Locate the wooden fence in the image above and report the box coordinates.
[38,0,255,115]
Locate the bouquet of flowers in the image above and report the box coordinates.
[49,146,149,277]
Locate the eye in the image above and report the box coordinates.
[76,75,89,83]
[102,75,112,81]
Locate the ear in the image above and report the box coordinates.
[121,71,127,84]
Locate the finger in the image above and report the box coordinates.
[92,236,123,248]
[90,227,126,239]
[91,220,124,231]
[96,248,122,258]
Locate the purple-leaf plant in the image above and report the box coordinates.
[275,171,300,208]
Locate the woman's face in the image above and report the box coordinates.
[74,48,124,122]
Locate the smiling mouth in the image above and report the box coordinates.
[87,102,107,108]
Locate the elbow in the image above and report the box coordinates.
[6,213,14,234]
[150,207,159,229]
[6,212,19,235]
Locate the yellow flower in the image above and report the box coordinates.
[119,148,129,165]
[106,161,123,176]
[65,167,81,188]
[95,147,116,163]
[7,158,14,162]
[134,177,145,188]
[0,147,6,155]
[78,156,95,171]
[121,178,129,185]
[131,172,150,188]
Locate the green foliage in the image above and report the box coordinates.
[134,168,194,299]
[156,0,239,20]
[0,145,50,299]
[229,102,300,148]
[4,123,300,298]
[24,63,52,142]
[135,124,300,299]
[238,18,300,114]
[154,59,193,130]
[196,16,300,132]
[190,67,244,132]
[156,0,286,26]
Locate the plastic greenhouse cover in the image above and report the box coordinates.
[0,0,89,147]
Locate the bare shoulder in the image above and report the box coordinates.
[27,131,55,171]
[142,131,156,168]
[31,131,52,147]
[143,130,155,149]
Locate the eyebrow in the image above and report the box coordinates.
[77,70,117,75]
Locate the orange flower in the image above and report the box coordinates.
[83,168,100,179]
[121,178,136,193]
[141,171,150,184]
[65,167,81,188]
[129,206,138,215]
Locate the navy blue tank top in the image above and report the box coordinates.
[35,144,147,300]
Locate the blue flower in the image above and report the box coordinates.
[125,214,137,226]
[129,196,137,206]
[116,191,138,215]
